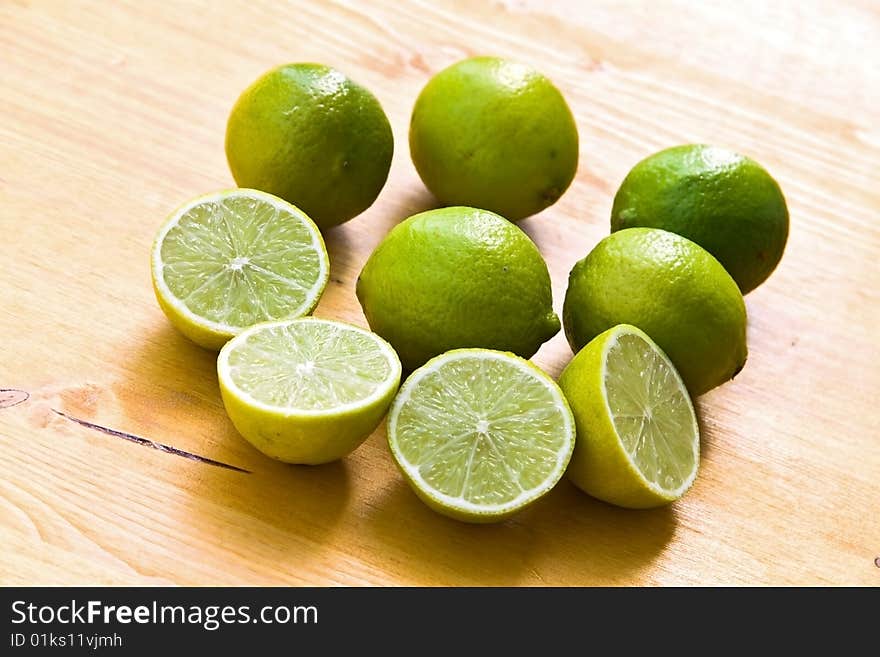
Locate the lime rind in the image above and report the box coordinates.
[600,325,699,500]
[217,318,402,418]
[151,189,329,344]
[387,349,575,519]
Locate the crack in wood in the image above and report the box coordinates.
[0,388,30,409]
[52,409,250,474]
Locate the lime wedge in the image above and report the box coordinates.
[217,318,401,464]
[151,189,329,350]
[387,349,575,523]
[559,324,700,508]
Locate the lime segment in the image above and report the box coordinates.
[218,318,401,464]
[606,332,699,494]
[388,349,575,522]
[559,325,700,508]
[151,189,329,350]
[223,320,398,412]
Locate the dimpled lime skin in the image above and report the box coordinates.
[217,319,402,465]
[611,144,789,294]
[356,207,561,371]
[218,363,399,465]
[409,57,578,221]
[225,63,393,230]
[562,228,747,396]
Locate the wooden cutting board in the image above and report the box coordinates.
[2,0,878,586]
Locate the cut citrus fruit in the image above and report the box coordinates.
[151,189,329,350]
[558,324,700,508]
[387,349,575,523]
[217,318,401,464]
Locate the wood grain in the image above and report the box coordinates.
[1,0,878,585]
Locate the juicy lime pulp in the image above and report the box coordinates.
[218,318,400,415]
[387,349,575,521]
[603,330,699,497]
[151,189,329,348]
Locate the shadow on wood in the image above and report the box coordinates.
[361,475,676,585]
[187,455,352,552]
[321,185,439,271]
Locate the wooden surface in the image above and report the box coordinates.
[1,0,878,586]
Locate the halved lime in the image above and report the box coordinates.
[151,189,329,350]
[217,318,401,464]
[558,324,700,508]
[387,349,575,523]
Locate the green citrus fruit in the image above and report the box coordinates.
[225,63,393,230]
[611,144,789,294]
[356,207,560,371]
[217,318,401,464]
[563,228,747,396]
[558,324,700,508]
[387,349,575,522]
[409,56,578,221]
[151,189,329,350]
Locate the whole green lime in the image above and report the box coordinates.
[611,144,788,294]
[356,207,560,371]
[563,228,747,396]
[225,63,393,230]
[409,57,578,221]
